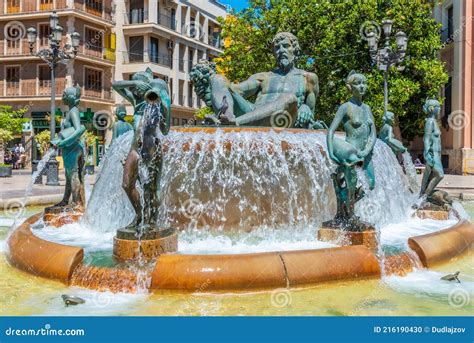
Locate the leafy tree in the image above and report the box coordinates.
[0,105,28,163]
[34,129,51,157]
[216,0,448,141]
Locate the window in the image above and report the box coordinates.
[6,67,20,96]
[447,6,454,38]
[85,68,102,91]
[7,0,20,14]
[129,36,144,62]
[85,27,103,55]
[40,0,53,11]
[85,0,103,14]
[149,37,159,63]
[39,65,50,82]
[6,67,20,83]
[39,24,51,46]
[442,76,452,129]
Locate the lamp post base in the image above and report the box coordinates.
[45,154,60,186]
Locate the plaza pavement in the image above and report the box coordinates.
[1,169,474,209]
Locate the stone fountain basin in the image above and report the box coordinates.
[6,212,474,292]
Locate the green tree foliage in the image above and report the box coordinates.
[0,105,28,163]
[217,0,448,140]
[0,105,28,139]
[34,129,51,156]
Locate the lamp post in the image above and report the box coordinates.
[27,12,80,186]
[366,19,408,117]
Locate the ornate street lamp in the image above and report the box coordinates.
[366,19,408,117]
[27,12,80,186]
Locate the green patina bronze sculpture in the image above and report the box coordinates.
[47,86,86,211]
[115,72,173,239]
[378,111,407,154]
[190,32,325,129]
[112,68,154,130]
[325,71,376,230]
[419,99,452,207]
[111,105,133,143]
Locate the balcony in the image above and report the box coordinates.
[126,9,148,24]
[124,9,176,31]
[74,0,113,21]
[1,0,112,21]
[78,44,116,62]
[0,37,69,57]
[208,35,222,49]
[149,52,171,67]
[0,78,66,97]
[157,13,176,31]
[83,87,113,101]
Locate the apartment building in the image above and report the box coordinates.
[114,0,226,126]
[0,0,116,161]
[432,0,473,174]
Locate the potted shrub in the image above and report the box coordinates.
[0,163,12,177]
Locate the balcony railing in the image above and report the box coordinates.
[0,37,72,57]
[78,43,116,62]
[208,35,222,49]
[0,79,67,97]
[123,9,176,30]
[126,9,148,24]
[149,52,171,67]
[83,87,113,101]
[158,13,176,31]
[1,1,111,20]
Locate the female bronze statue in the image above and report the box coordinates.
[419,99,444,198]
[326,71,377,226]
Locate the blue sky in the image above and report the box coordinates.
[219,0,249,12]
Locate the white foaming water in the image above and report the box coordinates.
[85,129,416,234]
[178,225,337,254]
[380,217,457,251]
[384,269,474,299]
[402,151,420,194]
[83,131,135,231]
[34,222,115,252]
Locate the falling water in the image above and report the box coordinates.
[401,151,420,194]
[85,129,415,236]
[83,131,135,230]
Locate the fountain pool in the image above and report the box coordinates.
[1,128,473,315]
